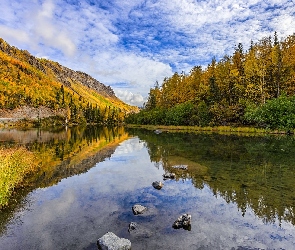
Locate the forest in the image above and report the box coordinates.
[126,32,295,130]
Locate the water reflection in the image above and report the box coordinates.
[0,126,129,234]
[128,128,295,227]
[0,127,67,144]
[1,128,295,249]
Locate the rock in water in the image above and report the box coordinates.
[128,222,153,238]
[97,232,131,250]
[172,165,188,170]
[152,181,164,190]
[128,222,137,232]
[132,204,147,215]
[163,172,176,179]
[172,214,192,230]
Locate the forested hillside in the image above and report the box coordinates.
[0,38,138,126]
[126,32,295,130]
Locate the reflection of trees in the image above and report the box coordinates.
[25,126,128,187]
[0,126,129,234]
[30,126,125,159]
[129,128,295,226]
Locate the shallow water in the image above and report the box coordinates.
[1,127,295,249]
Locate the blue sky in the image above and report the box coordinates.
[0,0,294,106]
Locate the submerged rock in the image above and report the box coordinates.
[97,232,131,250]
[128,222,137,232]
[128,222,153,238]
[132,204,147,215]
[172,165,188,170]
[172,214,192,230]
[163,172,176,180]
[154,129,162,134]
[152,181,164,190]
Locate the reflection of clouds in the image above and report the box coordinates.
[20,186,77,250]
[34,187,76,224]
[89,138,163,194]
[114,137,145,155]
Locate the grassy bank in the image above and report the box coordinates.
[0,148,40,208]
[126,124,293,135]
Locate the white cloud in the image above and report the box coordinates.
[115,89,145,107]
[0,0,77,56]
[0,0,295,106]
[30,0,76,56]
[271,15,295,37]
[0,25,30,44]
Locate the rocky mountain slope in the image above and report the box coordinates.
[0,38,138,125]
[0,39,115,99]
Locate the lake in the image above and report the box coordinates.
[0,126,295,249]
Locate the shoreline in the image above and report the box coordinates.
[125,124,294,135]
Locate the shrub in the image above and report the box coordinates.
[165,101,195,125]
[244,95,295,130]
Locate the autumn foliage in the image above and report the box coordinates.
[126,33,295,129]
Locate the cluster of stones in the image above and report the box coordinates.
[97,163,192,249]
[163,172,176,180]
[172,214,192,230]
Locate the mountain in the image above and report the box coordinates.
[0,38,138,125]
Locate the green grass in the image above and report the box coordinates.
[125,124,291,135]
[0,147,40,208]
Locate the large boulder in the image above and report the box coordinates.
[132,204,147,215]
[152,181,164,190]
[97,232,131,250]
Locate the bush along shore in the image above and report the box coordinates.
[126,95,295,133]
[0,147,40,209]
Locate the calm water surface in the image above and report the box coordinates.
[1,127,295,249]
